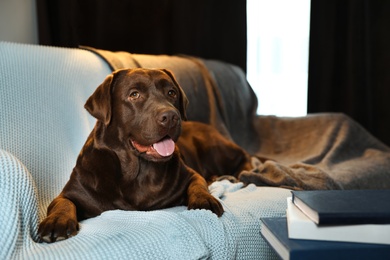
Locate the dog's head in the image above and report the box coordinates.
[85,68,189,162]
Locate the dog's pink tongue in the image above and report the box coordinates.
[153,138,175,157]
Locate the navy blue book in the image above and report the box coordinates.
[261,217,390,260]
[291,190,390,225]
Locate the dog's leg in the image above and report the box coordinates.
[186,166,224,217]
[38,195,79,243]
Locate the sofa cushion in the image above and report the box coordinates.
[0,42,112,215]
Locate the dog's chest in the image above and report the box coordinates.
[117,160,188,210]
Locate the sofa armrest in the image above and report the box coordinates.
[0,149,40,259]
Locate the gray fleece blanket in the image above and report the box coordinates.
[83,47,390,191]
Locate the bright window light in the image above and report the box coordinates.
[247,0,311,117]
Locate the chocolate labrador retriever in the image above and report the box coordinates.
[38,68,252,243]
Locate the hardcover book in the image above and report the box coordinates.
[291,190,390,225]
[261,217,390,260]
[287,197,390,245]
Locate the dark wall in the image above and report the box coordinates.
[36,0,247,72]
[308,0,390,146]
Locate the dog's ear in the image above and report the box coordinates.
[84,73,115,125]
[161,69,189,121]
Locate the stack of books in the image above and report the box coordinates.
[261,190,390,260]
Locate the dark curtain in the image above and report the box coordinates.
[308,0,390,146]
[36,0,247,72]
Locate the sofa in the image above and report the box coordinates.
[1,41,390,259]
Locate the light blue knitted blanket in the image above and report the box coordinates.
[1,151,289,259]
[0,42,290,259]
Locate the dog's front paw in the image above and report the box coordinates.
[188,192,224,217]
[38,214,79,243]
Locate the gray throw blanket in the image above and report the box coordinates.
[82,47,390,190]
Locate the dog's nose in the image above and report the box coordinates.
[157,110,179,128]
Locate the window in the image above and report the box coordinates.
[247,0,311,117]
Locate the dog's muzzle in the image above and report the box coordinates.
[131,137,175,158]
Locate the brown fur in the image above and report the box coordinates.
[38,68,252,243]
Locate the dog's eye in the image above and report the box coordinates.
[167,90,177,98]
[129,91,140,100]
